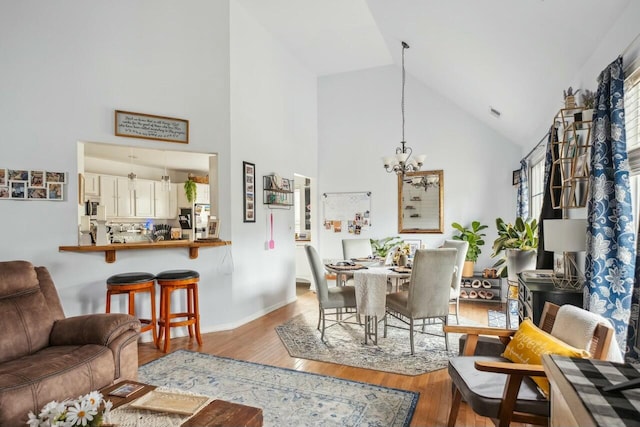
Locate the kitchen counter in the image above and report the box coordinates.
[59,239,231,263]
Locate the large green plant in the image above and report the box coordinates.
[370,237,403,257]
[490,217,539,276]
[451,221,488,262]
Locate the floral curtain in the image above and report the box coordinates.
[585,56,636,355]
[516,159,529,219]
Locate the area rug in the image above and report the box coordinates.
[275,312,475,375]
[488,301,519,328]
[137,350,417,427]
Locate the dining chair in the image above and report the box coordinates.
[305,245,357,340]
[442,240,469,325]
[342,238,373,260]
[384,248,458,355]
[444,302,617,427]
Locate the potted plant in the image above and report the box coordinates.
[183,179,197,204]
[580,89,596,122]
[451,221,488,277]
[563,86,580,109]
[491,217,538,281]
[370,237,403,258]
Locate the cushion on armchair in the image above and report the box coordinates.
[502,318,590,395]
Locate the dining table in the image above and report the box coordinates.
[324,260,412,344]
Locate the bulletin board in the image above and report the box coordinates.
[322,192,371,234]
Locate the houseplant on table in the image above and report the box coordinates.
[491,217,539,282]
[370,237,403,258]
[451,220,488,277]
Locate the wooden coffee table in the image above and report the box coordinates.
[100,381,263,427]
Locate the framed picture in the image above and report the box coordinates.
[115,110,189,144]
[512,170,520,186]
[27,187,47,199]
[207,218,220,238]
[0,169,6,186]
[47,182,63,200]
[404,239,422,257]
[281,178,290,191]
[46,171,66,183]
[0,186,8,198]
[10,181,26,199]
[78,173,85,205]
[29,170,45,187]
[8,169,28,181]
[243,161,256,223]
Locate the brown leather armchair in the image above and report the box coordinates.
[0,261,141,426]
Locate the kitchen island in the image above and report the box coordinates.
[59,239,230,263]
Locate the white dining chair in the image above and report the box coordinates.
[442,239,469,325]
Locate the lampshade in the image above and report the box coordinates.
[543,219,587,252]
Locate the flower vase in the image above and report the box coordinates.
[398,254,408,267]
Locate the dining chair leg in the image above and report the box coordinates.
[383,314,387,338]
[444,315,449,351]
[455,298,460,324]
[410,318,415,355]
[447,388,463,427]
[317,306,322,331]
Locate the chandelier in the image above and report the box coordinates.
[383,41,425,175]
[406,175,439,192]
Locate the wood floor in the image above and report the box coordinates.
[138,286,526,427]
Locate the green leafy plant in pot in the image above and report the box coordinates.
[183,179,197,204]
[370,237,403,258]
[451,220,488,277]
[491,217,539,281]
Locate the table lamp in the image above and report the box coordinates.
[543,219,587,289]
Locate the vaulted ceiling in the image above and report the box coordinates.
[236,0,631,148]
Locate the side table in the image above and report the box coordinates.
[518,272,584,325]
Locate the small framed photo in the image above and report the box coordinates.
[27,187,47,199]
[207,218,220,238]
[8,169,28,181]
[29,170,45,187]
[46,171,66,183]
[243,161,256,223]
[10,181,26,199]
[0,186,9,199]
[281,178,290,191]
[512,170,520,186]
[404,239,422,257]
[0,169,6,186]
[48,182,63,200]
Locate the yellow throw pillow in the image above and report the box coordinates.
[502,318,590,396]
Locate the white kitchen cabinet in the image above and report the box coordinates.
[195,183,210,204]
[154,182,178,219]
[99,175,118,217]
[116,177,135,217]
[84,173,100,196]
[135,179,155,218]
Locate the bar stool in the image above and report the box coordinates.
[106,272,157,345]
[156,269,202,353]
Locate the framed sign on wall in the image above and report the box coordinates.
[115,110,189,144]
[243,161,256,222]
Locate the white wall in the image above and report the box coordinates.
[0,0,313,335]
[228,2,318,320]
[317,65,521,269]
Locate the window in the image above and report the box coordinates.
[625,58,640,232]
[528,155,545,221]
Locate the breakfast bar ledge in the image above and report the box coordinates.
[59,240,231,263]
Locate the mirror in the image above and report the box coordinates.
[397,170,444,233]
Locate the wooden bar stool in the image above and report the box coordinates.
[156,269,202,353]
[106,272,157,345]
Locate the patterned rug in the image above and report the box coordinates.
[137,350,417,427]
[275,312,475,375]
[488,300,519,329]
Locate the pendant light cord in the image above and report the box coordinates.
[401,41,409,147]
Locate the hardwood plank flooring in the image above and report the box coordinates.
[138,287,528,427]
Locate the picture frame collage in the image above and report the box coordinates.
[243,161,256,223]
[0,169,66,201]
